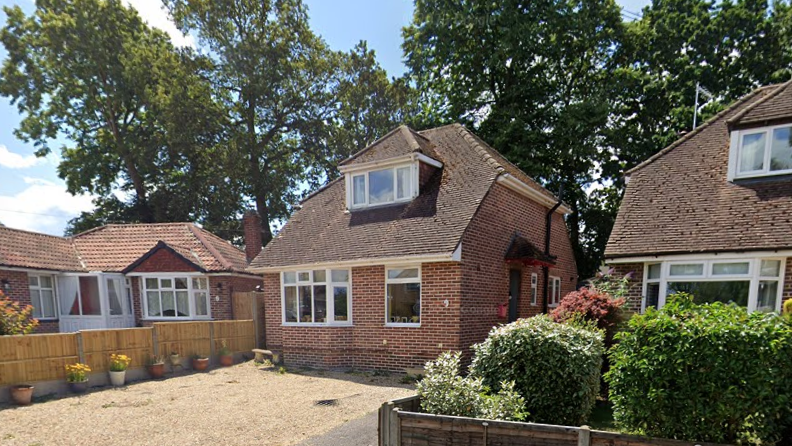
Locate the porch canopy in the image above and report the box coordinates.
[504,235,556,268]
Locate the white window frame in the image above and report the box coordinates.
[280,269,352,327]
[140,274,211,321]
[549,276,561,307]
[28,274,58,320]
[530,273,538,305]
[345,162,418,210]
[641,258,785,313]
[385,266,421,327]
[729,123,792,180]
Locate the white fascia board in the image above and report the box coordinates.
[247,250,461,274]
[496,174,571,214]
[605,249,792,264]
[338,153,443,174]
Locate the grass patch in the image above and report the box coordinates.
[588,400,616,431]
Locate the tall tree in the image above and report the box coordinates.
[0,0,239,234]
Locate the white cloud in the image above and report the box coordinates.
[0,145,42,169]
[124,0,195,48]
[0,177,94,235]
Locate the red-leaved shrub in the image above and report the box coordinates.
[551,287,625,345]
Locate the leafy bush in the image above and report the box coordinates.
[470,316,604,425]
[551,287,625,345]
[417,351,527,421]
[0,290,39,335]
[607,293,792,444]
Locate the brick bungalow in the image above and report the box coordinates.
[247,124,578,371]
[0,223,261,333]
[606,80,792,313]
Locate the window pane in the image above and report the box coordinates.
[194,291,209,316]
[161,291,176,317]
[333,286,349,321]
[647,263,661,280]
[284,287,297,322]
[283,272,296,284]
[30,290,42,318]
[39,276,53,288]
[313,285,327,323]
[740,132,766,172]
[29,276,39,287]
[770,127,792,171]
[388,268,419,280]
[147,291,161,317]
[108,280,123,316]
[299,285,312,322]
[331,270,349,282]
[396,167,410,199]
[79,277,101,315]
[175,291,189,317]
[646,283,660,310]
[669,264,704,276]
[369,168,394,204]
[145,278,159,289]
[160,278,173,289]
[761,260,781,277]
[757,281,778,312]
[40,290,55,318]
[387,283,420,323]
[192,277,208,290]
[353,175,366,205]
[175,278,188,290]
[313,270,326,283]
[298,272,310,282]
[712,262,749,275]
[667,281,749,307]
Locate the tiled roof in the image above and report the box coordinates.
[250,124,563,269]
[0,223,249,273]
[339,125,440,166]
[728,80,792,128]
[606,83,792,258]
[505,235,556,266]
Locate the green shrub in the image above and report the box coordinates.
[470,315,604,425]
[607,293,792,444]
[551,287,625,346]
[0,291,39,335]
[417,351,527,421]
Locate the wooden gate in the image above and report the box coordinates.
[232,291,265,348]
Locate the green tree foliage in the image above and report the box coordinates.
[0,0,241,232]
[607,294,792,444]
[470,316,604,426]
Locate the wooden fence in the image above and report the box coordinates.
[0,320,255,386]
[379,396,730,446]
[231,291,265,348]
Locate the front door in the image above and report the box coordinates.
[509,269,521,323]
[106,276,135,329]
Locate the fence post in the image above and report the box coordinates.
[482,422,489,445]
[208,322,216,360]
[379,402,391,446]
[152,325,159,358]
[578,425,591,446]
[388,406,400,446]
[76,331,85,364]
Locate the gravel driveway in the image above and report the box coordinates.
[0,362,414,446]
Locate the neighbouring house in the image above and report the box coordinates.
[605,80,792,314]
[0,222,262,333]
[247,124,578,371]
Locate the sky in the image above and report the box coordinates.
[0,0,650,236]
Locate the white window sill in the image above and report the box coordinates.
[141,317,212,322]
[36,318,59,321]
[282,322,353,327]
[385,323,421,328]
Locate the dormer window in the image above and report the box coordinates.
[730,124,792,180]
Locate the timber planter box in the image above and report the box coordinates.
[378,395,731,446]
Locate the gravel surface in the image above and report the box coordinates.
[0,362,415,446]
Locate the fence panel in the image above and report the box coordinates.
[212,320,255,353]
[0,333,79,385]
[81,328,154,373]
[154,322,212,358]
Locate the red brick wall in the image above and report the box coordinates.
[608,263,644,313]
[263,262,463,371]
[127,249,200,273]
[459,183,578,360]
[0,269,59,333]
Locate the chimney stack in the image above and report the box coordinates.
[243,210,263,263]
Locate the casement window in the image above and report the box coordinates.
[349,164,415,209]
[730,124,792,179]
[641,258,785,312]
[549,276,561,307]
[386,267,421,326]
[143,276,210,319]
[530,273,538,305]
[282,269,351,325]
[28,274,57,319]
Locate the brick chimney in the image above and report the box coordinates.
[243,210,263,263]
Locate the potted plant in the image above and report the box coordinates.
[109,353,131,386]
[191,354,209,372]
[169,351,181,367]
[10,384,34,406]
[146,355,166,379]
[218,341,233,367]
[65,363,91,393]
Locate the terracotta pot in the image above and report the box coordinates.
[68,380,89,394]
[109,370,126,387]
[219,354,234,367]
[147,363,165,379]
[10,385,34,406]
[192,358,209,372]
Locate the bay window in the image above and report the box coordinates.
[28,274,57,319]
[386,267,421,325]
[143,276,210,319]
[282,269,351,325]
[731,124,792,179]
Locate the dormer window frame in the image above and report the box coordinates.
[728,122,792,181]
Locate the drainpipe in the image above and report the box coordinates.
[543,184,564,314]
